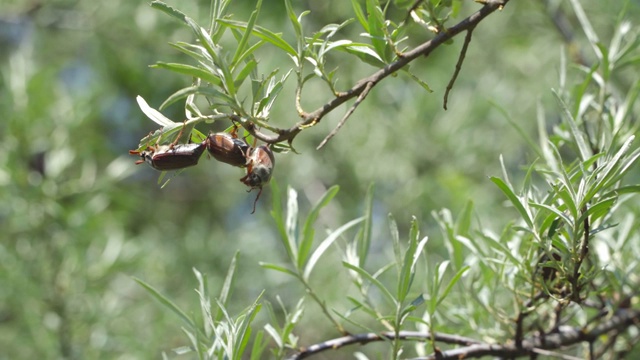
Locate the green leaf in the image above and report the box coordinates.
[436,266,469,307]
[231,0,261,66]
[397,217,420,302]
[150,1,188,23]
[159,85,236,111]
[298,186,340,270]
[366,0,388,62]
[357,183,375,267]
[136,95,175,127]
[389,214,401,268]
[303,216,365,281]
[263,324,282,348]
[218,19,297,56]
[185,17,237,96]
[285,187,299,264]
[218,252,238,317]
[151,62,223,87]
[341,44,386,67]
[490,176,533,229]
[259,262,298,278]
[270,181,290,261]
[250,330,267,360]
[343,262,397,307]
[133,277,197,330]
[553,90,593,162]
[233,294,263,360]
[584,136,638,205]
[234,58,258,89]
[255,70,292,117]
[168,42,208,64]
[350,0,369,32]
[402,68,433,92]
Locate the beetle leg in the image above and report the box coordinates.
[250,187,263,214]
[169,120,189,149]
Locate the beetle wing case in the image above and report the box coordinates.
[130,142,206,171]
[205,133,250,167]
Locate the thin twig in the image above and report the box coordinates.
[443,26,475,110]
[244,0,510,144]
[317,81,374,150]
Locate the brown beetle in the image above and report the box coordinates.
[129,142,206,171]
[205,132,250,167]
[129,123,206,171]
[240,145,275,213]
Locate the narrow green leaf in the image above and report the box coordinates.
[342,44,386,67]
[218,252,238,312]
[234,294,263,359]
[568,0,601,60]
[350,0,369,32]
[285,0,303,39]
[136,95,175,127]
[192,268,211,337]
[234,58,258,89]
[285,187,299,264]
[150,1,188,23]
[256,70,292,116]
[231,0,261,66]
[480,233,522,267]
[436,266,469,307]
[553,90,593,162]
[133,277,196,329]
[346,296,378,318]
[397,218,419,303]
[303,217,365,281]
[159,85,235,111]
[402,68,433,92]
[366,0,388,62]
[358,183,375,267]
[490,176,534,228]
[299,185,340,270]
[580,196,617,224]
[529,202,574,226]
[602,184,640,198]
[259,262,298,278]
[584,136,637,204]
[270,180,290,259]
[264,324,282,348]
[168,42,208,64]
[151,63,223,87]
[389,214,401,268]
[250,330,267,360]
[343,262,397,306]
[218,19,297,56]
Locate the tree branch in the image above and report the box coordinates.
[286,308,640,360]
[246,0,510,144]
[286,331,482,360]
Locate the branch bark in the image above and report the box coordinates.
[286,308,640,360]
[246,0,510,144]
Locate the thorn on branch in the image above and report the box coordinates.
[443,26,475,110]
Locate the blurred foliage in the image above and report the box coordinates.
[0,0,639,359]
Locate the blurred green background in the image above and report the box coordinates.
[1,0,637,358]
